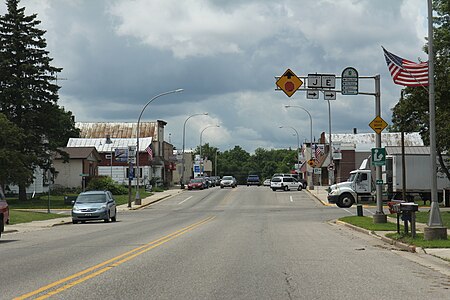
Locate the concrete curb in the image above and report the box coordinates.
[128,194,173,210]
[306,189,333,206]
[335,220,416,253]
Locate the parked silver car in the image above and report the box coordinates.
[72,191,117,224]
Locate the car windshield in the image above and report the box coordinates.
[76,194,107,203]
[222,176,233,180]
[190,179,203,183]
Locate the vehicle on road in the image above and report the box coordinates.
[270,176,303,191]
[0,198,9,238]
[220,176,237,188]
[272,173,307,189]
[187,178,206,190]
[263,178,271,186]
[71,191,117,224]
[247,174,261,186]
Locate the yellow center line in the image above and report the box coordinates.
[14,216,215,300]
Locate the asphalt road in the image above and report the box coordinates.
[1,186,449,299]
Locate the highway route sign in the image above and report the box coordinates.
[276,69,303,97]
[341,67,359,95]
[369,116,388,134]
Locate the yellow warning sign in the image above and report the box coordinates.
[369,116,388,134]
[276,69,303,97]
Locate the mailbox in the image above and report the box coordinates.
[400,203,419,212]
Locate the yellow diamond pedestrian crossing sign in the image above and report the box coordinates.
[369,116,388,134]
[276,69,303,97]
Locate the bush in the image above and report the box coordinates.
[86,176,128,195]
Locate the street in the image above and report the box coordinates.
[1,187,449,299]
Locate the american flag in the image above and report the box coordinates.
[314,144,324,161]
[145,144,153,161]
[383,47,428,87]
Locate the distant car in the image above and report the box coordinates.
[220,176,236,188]
[247,175,261,186]
[187,178,206,190]
[272,173,307,189]
[270,176,303,191]
[263,178,271,186]
[71,191,117,224]
[0,198,10,238]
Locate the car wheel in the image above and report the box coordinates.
[337,193,355,208]
[297,185,303,191]
[111,210,117,222]
[272,188,276,191]
[283,185,288,191]
[104,212,110,223]
[72,220,78,224]
[220,186,224,189]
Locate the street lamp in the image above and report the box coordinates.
[135,89,184,204]
[181,112,208,189]
[279,126,300,176]
[105,134,113,178]
[199,125,220,175]
[284,105,314,189]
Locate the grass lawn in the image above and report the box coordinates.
[339,214,450,248]
[6,189,152,209]
[9,210,69,225]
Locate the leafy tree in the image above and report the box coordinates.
[0,0,79,200]
[391,0,450,180]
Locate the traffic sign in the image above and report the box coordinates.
[307,74,322,88]
[307,74,335,89]
[371,148,386,166]
[306,89,319,99]
[376,179,384,185]
[341,67,358,95]
[327,164,334,171]
[321,75,336,89]
[369,116,388,134]
[276,69,303,97]
[324,91,336,100]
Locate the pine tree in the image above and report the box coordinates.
[0,0,79,200]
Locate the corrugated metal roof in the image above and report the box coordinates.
[76,122,158,139]
[67,137,152,153]
[54,147,100,159]
[386,146,430,155]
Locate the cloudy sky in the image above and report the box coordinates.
[1,0,429,153]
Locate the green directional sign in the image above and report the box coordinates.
[371,148,386,166]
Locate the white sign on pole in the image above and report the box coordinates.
[324,91,336,100]
[321,75,336,89]
[307,75,322,88]
[306,89,319,99]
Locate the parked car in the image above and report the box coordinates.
[220,176,237,188]
[263,178,271,186]
[71,191,117,224]
[0,198,10,238]
[270,176,303,191]
[187,178,206,190]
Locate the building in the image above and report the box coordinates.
[53,147,101,189]
[67,121,176,187]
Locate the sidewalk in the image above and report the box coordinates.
[306,185,450,262]
[3,188,184,234]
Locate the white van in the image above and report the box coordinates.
[270,176,303,191]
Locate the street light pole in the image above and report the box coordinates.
[279,126,300,175]
[105,134,113,178]
[199,125,220,176]
[135,89,183,205]
[181,112,208,189]
[284,105,314,189]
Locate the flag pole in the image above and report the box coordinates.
[424,0,446,240]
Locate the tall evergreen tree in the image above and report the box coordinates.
[0,0,79,200]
